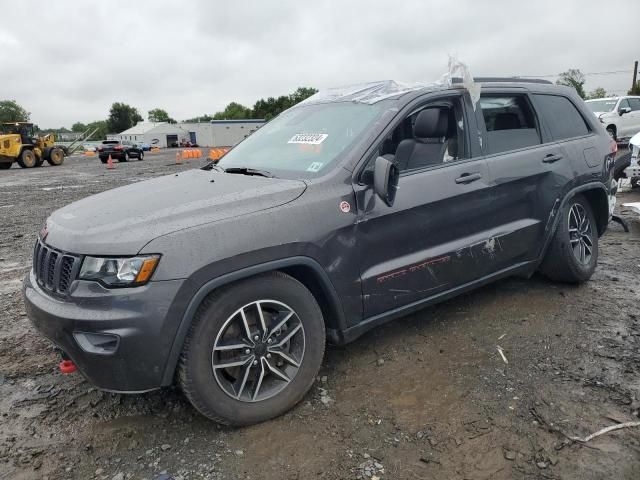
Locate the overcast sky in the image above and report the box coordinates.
[2,0,638,128]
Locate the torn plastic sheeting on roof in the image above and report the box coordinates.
[300,56,481,109]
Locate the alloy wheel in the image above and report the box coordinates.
[568,203,593,265]
[211,300,305,402]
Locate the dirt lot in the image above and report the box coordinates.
[1,151,639,480]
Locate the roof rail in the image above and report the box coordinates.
[452,77,553,85]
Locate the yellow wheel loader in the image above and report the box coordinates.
[0,122,65,170]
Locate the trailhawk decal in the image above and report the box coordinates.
[288,133,328,145]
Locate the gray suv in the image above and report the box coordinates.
[24,79,615,425]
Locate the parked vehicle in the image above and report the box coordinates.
[24,78,614,425]
[585,96,640,142]
[136,142,151,151]
[622,131,640,187]
[97,140,144,163]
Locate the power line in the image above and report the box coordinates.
[516,69,633,79]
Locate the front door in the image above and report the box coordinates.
[356,93,499,318]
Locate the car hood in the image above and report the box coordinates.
[45,169,307,255]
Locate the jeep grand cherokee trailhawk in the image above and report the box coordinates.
[24,78,614,425]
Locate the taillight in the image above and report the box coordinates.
[114,145,122,150]
[609,138,617,155]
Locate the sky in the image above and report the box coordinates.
[2,0,638,128]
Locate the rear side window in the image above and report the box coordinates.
[479,95,541,155]
[533,94,590,141]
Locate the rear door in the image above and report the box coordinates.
[475,90,575,272]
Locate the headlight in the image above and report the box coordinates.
[79,255,160,287]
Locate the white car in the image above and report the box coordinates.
[585,96,640,142]
[623,131,640,187]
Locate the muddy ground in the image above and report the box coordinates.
[0,151,639,480]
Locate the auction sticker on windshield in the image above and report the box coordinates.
[288,133,328,145]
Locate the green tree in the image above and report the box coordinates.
[556,69,586,99]
[212,102,252,120]
[107,102,143,133]
[586,87,607,99]
[251,87,317,120]
[86,120,108,140]
[148,108,176,123]
[71,122,88,133]
[184,114,214,123]
[0,100,30,123]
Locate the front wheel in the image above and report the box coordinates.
[0,162,11,170]
[47,147,64,166]
[178,272,325,425]
[539,194,598,283]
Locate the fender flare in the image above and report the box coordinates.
[537,181,609,265]
[160,256,347,386]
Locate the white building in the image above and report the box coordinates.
[108,119,265,148]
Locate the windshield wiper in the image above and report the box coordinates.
[224,167,274,178]
[201,161,225,172]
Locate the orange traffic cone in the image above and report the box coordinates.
[176,151,182,165]
[107,154,115,169]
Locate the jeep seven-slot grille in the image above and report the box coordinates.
[33,240,81,295]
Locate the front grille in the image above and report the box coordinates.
[33,240,81,295]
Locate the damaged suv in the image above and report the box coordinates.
[24,77,614,425]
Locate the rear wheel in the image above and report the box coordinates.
[539,194,598,283]
[47,147,64,166]
[0,162,11,170]
[120,152,128,162]
[178,272,325,425]
[17,149,37,168]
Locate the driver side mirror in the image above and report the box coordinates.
[619,106,632,116]
[373,156,399,206]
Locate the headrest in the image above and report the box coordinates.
[494,112,521,130]
[414,107,449,139]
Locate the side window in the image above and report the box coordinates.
[533,94,590,141]
[479,95,541,155]
[626,98,640,111]
[362,95,468,177]
[619,99,631,111]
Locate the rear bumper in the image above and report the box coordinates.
[23,270,186,392]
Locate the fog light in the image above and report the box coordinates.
[73,332,119,355]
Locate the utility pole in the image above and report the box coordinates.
[633,61,638,92]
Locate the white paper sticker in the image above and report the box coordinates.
[306,162,324,172]
[288,133,328,145]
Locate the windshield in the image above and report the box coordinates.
[586,99,617,113]
[217,102,386,178]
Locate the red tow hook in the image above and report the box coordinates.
[59,359,77,374]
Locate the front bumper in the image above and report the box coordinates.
[23,270,186,392]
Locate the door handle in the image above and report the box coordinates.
[455,173,482,184]
[543,153,563,163]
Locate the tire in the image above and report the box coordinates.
[178,272,325,425]
[100,158,108,164]
[17,149,37,168]
[0,162,11,170]
[120,152,128,162]
[539,194,598,283]
[47,147,64,166]
[138,152,144,161]
[607,126,617,141]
